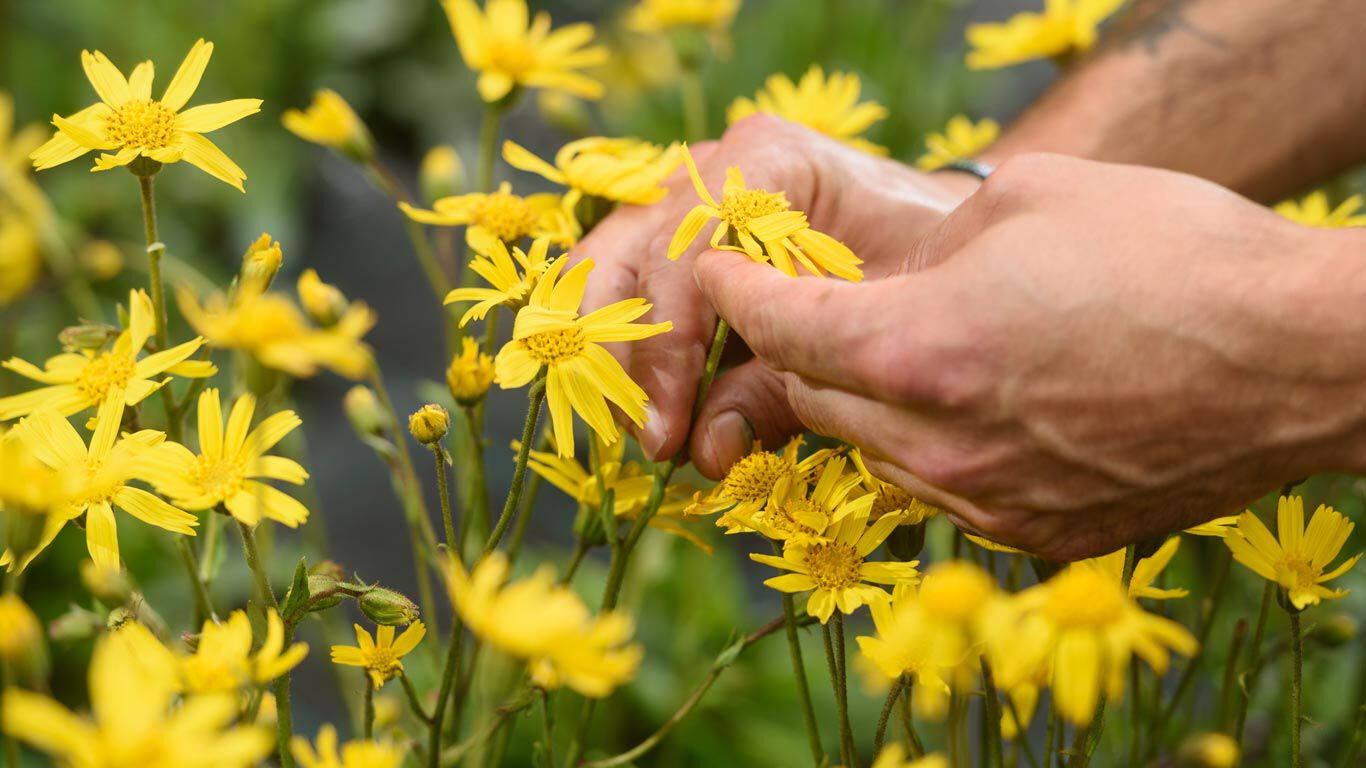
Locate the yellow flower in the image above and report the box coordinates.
[282,88,372,161]
[850,448,942,524]
[685,436,833,520]
[728,66,888,155]
[966,0,1124,70]
[668,144,863,280]
[871,745,948,768]
[752,508,918,623]
[444,235,553,327]
[0,594,42,663]
[523,431,706,550]
[4,393,196,572]
[296,268,349,327]
[502,137,682,214]
[31,40,261,191]
[914,115,1001,171]
[1224,495,1360,610]
[293,724,406,768]
[494,256,671,458]
[1185,515,1238,537]
[0,426,74,515]
[994,563,1198,725]
[1274,191,1366,228]
[400,182,578,251]
[0,210,41,306]
[0,91,50,221]
[726,455,870,543]
[1084,537,1189,600]
[120,610,307,694]
[331,621,427,690]
[143,388,310,527]
[239,233,283,293]
[0,288,214,421]
[178,283,375,380]
[79,239,125,282]
[441,0,609,103]
[444,552,642,697]
[408,403,451,446]
[2,625,273,768]
[625,0,740,34]
[448,337,496,404]
[420,144,465,203]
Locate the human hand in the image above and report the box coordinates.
[694,153,1366,559]
[568,114,979,470]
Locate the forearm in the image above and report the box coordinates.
[982,0,1366,201]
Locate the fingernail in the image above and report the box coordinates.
[706,410,754,471]
[638,404,670,460]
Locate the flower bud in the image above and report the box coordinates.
[282,88,374,162]
[78,239,124,281]
[1175,732,1239,768]
[420,145,465,204]
[1309,612,1357,647]
[240,233,283,293]
[408,404,450,446]
[48,605,102,643]
[310,559,348,581]
[303,574,347,613]
[344,386,391,437]
[59,323,118,352]
[359,586,420,626]
[573,502,607,547]
[81,560,132,607]
[888,522,927,561]
[0,595,43,664]
[447,338,495,405]
[297,269,349,327]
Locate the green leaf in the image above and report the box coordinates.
[281,556,310,620]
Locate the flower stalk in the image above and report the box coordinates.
[236,520,294,768]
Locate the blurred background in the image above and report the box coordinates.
[2,1,1362,765]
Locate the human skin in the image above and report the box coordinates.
[566,0,1366,555]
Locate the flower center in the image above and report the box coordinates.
[366,646,402,681]
[104,99,178,150]
[75,352,136,403]
[473,192,541,242]
[919,564,994,623]
[487,40,538,77]
[1275,558,1318,590]
[719,188,790,230]
[719,451,789,503]
[804,541,861,591]
[523,327,586,364]
[190,455,247,503]
[1043,569,1127,628]
[770,498,824,537]
[870,484,914,520]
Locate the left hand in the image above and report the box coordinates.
[692,154,1366,559]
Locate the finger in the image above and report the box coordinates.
[689,359,804,479]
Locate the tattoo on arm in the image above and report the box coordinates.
[1104,0,1226,55]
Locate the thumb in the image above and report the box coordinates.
[689,359,805,479]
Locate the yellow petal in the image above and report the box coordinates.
[81,50,131,106]
[162,39,214,112]
[177,98,263,133]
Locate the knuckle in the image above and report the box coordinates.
[722,113,788,145]
[783,376,841,439]
[857,328,989,410]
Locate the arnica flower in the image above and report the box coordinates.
[1,625,273,768]
[448,337,496,404]
[996,563,1198,726]
[668,145,863,280]
[144,388,310,527]
[494,256,672,458]
[408,404,450,446]
[871,744,948,768]
[751,509,919,623]
[850,448,942,524]
[420,144,465,203]
[0,427,74,515]
[282,88,373,162]
[400,182,578,252]
[445,552,643,697]
[0,91,50,223]
[625,0,741,34]
[523,431,706,550]
[31,40,261,191]
[503,137,683,214]
[178,283,376,380]
[685,436,834,519]
[0,213,41,307]
[0,288,214,421]
[331,621,427,690]
[130,611,306,694]
[728,66,889,155]
[293,724,406,768]
[1274,190,1366,228]
[445,235,553,327]
[965,0,1124,70]
[725,455,871,542]
[1185,515,1239,537]
[1085,537,1190,601]
[441,0,609,103]
[1224,495,1361,610]
[0,594,42,663]
[914,115,1001,171]
[297,268,351,328]
[4,393,196,572]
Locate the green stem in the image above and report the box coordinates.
[459,405,490,562]
[1003,694,1044,768]
[364,676,375,740]
[481,378,545,557]
[778,569,824,766]
[175,534,214,626]
[980,656,1005,768]
[1234,582,1276,741]
[439,687,535,766]
[1043,705,1058,768]
[899,681,926,758]
[236,521,294,768]
[1289,608,1303,768]
[874,676,905,757]
[400,674,433,724]
[540,690,556,768]
[429,617,464,768]
[135,173,180,442]
[1217,620,1247,733]
[505,431,551,566]
[560,539,590,585]
[679,65,708,143]
[435,446,457,553]
[476,104,500,195]
[825,617,856,768]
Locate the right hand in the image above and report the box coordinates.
[567,114,980,477]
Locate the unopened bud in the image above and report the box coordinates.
[447,338,494,405]
[47,605,102,643]
[344,386,390,437]
[297,269,348,327]
[303,574,347,613]
[0,595,44,665]
[888,522,927,561]
[408,404,450,446]
[310,559,348,581]
[78,239,124,281]
[420,145,465,203]
[81,560,132,607]
[282,88,374,162]
[240,233,283,293]
[59,323,118,352]
[1175,732,1239,768]
[359,586,420,626]
[1310,613,1357,647]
